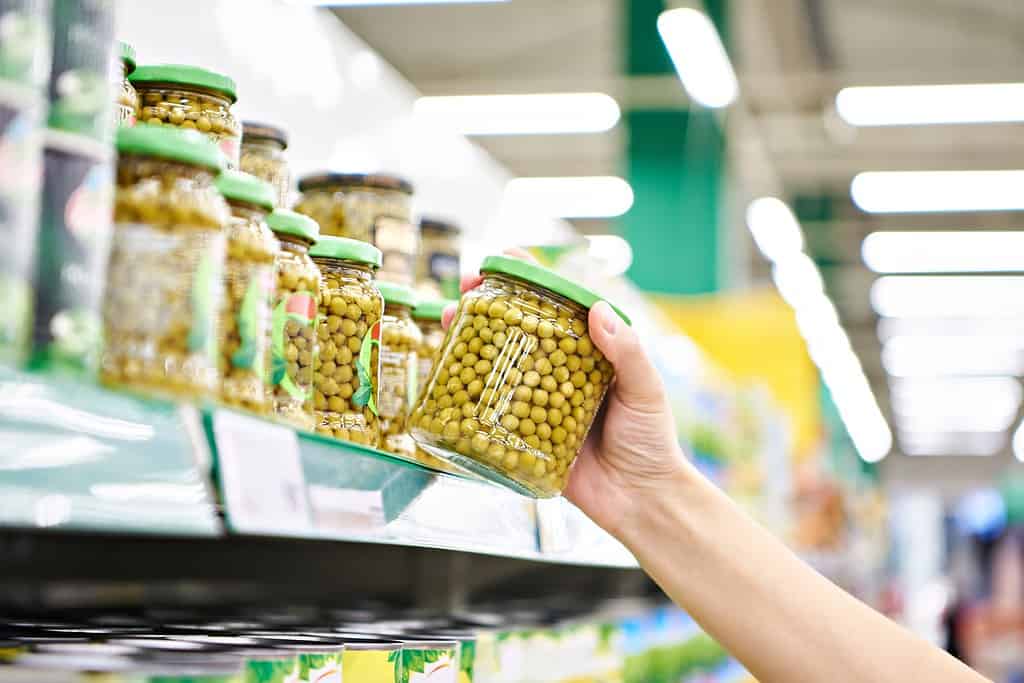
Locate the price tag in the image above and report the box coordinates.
[213,410,312,535]
[535,497,571,554]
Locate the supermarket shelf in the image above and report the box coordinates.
[0,369,638,569]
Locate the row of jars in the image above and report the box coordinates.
[116,54,461,299]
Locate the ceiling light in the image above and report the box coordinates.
[852,170,1024,214]
[900,430,1005,457]
[882,335,1024,376]
[585,234,634,277]
[1013,420,1024,462]
[503,176,634,219]
[863,231,1024,274]
[871,276,1024,318]
[291,0,507,6]
[414,93,620,136]
[745,197,804,263]
[657,7,738,109]
[878,317,1024,342]
[836,83,1024,127]
[889,376,1022,408]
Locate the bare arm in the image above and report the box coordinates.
[566,301,989,683]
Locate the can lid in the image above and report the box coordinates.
[480,255,630,325]
[297,171,414,196]
[413,299,455,321]
[309,236,382,268]
[120,41,137,74]
[117,124,224,172]
[216,170,275,211]
[267,209,319,243]
[399,639,459,650]
[420,217,460,235]
[377,281,418,309]
[242,121,289,149]
[129,64,238,103]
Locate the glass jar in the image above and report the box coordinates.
[411,300,459,472]
[295,173,418,287]
[115,41,137,127]
[309,236,384,446]
[267,209,321,430]
[215,170,279,414]
[410,256,625,498]
[377,282,421,460]
[241,121,290,209]
[417,218,461,300]
[100,125,228,400]
[129,64,241,169]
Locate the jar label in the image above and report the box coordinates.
[343,650,401,683]
[353,319,381,416]
[402,648,456,683]
[270,291,317,400]
[232,270,273,372]
[219,134,240,170]
[246,658,301,683]
[299,653,343,683]
[373,215,417,287]
[188,245,221,358]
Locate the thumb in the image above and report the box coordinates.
[588,301,666,409]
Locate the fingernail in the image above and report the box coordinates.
[597,302,617,335]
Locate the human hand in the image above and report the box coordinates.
[443,250,691,539]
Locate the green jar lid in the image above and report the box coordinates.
[120,42,136,74]
[480,255,631,325]
[267,209,319,243]
[129,64,238,103]
[116,124,224,172]
[377,282,418,309]
[216,170,275,211]
[413,299,455,321]
[309,236,382,268]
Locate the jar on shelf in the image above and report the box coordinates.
[410,256,627,498]
[266,209,321,430]
[129,64,241,169]
[241,121,291,209]
[115,41,138,127]
[377,281,421,460]
[214,170,279,414]
[412,299,460,473]
[309,236,384,446]
[295,172,418,287]
[100,125,229,400]
[417,217,461,300]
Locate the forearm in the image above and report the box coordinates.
[620,460,987,683]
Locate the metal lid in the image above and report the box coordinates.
[130,64,238,103]
[216,170,275,211]
[480,255,630,325]
[420,217,460,235]
[298,171,414,195]
[242,121,288,149]
[267,209,319,243]
[117,124,223,172]
[309,236,382,268]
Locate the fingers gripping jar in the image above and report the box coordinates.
[266,209,321,430]
[129,64,241,169]
[376,282,421,459]
[410,256,627,498]
[101,125,229,400]
[295,173,418,287]
[214,170,279,414]
[240,121,290,209]
[309,236,384,446]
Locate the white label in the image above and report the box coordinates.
[213,410,312,535]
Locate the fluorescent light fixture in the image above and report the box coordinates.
[414,93,620,136]
[882,335,1024,376]
[871,276,1024,318]
[503,176,634,219]
[585,234,634,277]
[746,197,804,263]
[836,83,1024,127]
[1014,420,1024,462]
[852,170,1024,214]
[657,7,738,109]
[890,376,1022,409]
[771,253,823,311]
[879,317,1024,342]
[293,0,507,6]
[863,231,1024,274]
[900,430,1005,457]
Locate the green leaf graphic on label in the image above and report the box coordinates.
[354,318,381,414]
[189,248,216,355]
[246,658,299,683]
[270,292,316,400]
[233,277,265,371]
[389,649,402,682]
